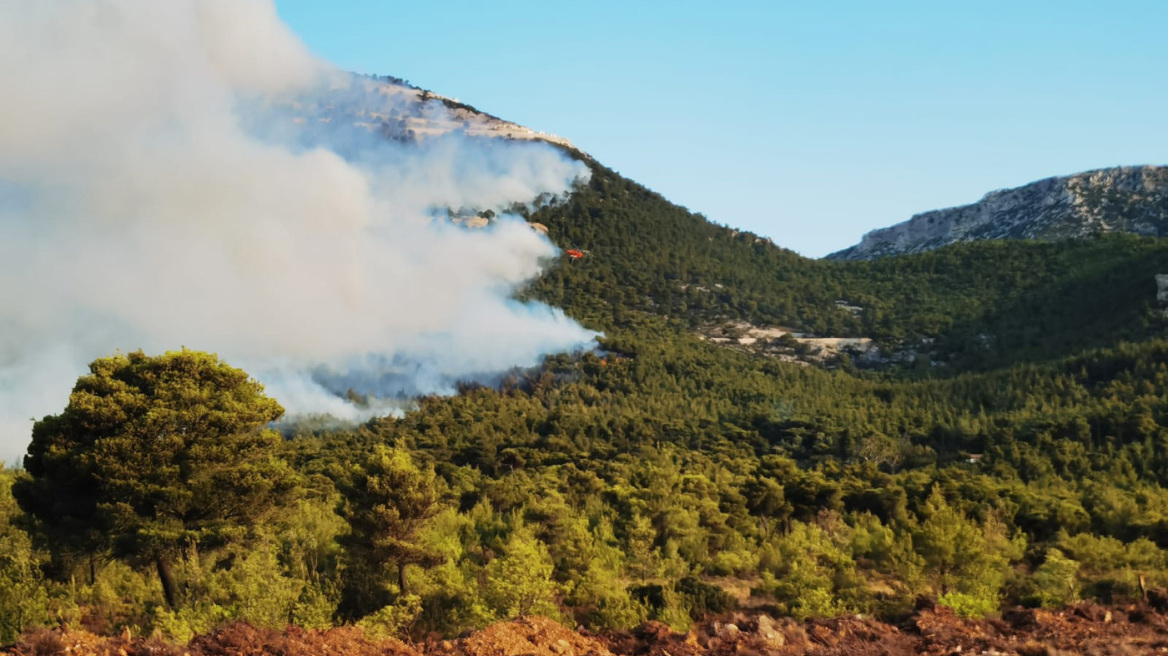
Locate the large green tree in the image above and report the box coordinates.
[15,349,295,608]
[340,444,443,615]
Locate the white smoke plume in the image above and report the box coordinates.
[0,0,596,461]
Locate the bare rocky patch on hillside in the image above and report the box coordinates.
[698,321,874,365]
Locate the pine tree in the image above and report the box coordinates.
[15,350,294,608]
[484,524,559,618]
[341,445,443,611]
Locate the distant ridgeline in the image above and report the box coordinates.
[829,166,1168,260]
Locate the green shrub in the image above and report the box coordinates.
[1029,548,1080,608]
[938,592,997,618]
[358,594,422,640]
[676,575,733,618]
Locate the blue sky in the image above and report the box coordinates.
[274,0,1168,257]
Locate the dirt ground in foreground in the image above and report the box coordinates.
[6,601,1168,656]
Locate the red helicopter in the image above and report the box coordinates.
[565,248,589,261]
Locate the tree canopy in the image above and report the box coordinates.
[15,349,294,607]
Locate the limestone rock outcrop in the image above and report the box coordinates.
[830,166,1168,260]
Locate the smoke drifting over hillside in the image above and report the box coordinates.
[0,0,596,460]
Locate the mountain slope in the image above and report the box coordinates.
[830,166,1168,260]
[14,73,1168,641]
[522,159,1168,371]
[304,78,1168,369]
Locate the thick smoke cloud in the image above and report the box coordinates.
[0,0,596,461]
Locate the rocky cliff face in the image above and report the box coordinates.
[829,166,1168,260]
[286,74,578,152]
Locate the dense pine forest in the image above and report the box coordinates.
[5,156,1168,644]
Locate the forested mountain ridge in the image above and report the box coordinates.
[7,79,1168,645]
[525,157,1168,371]
[830,165,1168,260]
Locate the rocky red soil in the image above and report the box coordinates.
[6,601,1168,656]
[605,603,1168,655]
[4,624,419,656]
